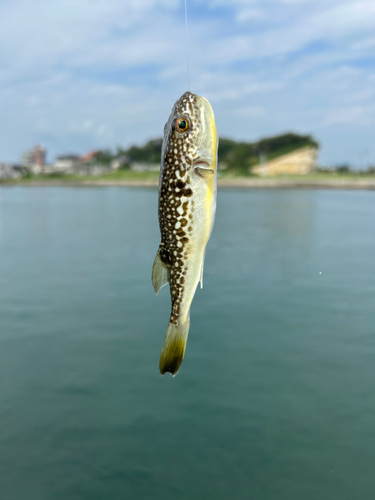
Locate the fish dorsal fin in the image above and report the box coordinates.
[152,249,170,294]
[195,166,215,178]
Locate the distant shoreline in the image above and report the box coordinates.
[2,176,375,190]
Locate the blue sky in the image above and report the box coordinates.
[1,0,374,166]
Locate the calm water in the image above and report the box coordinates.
[0,186,374,500]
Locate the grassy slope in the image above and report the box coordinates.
[1,169,160,184]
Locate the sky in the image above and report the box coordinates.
[0,0,374,167]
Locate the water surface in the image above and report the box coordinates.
[0,187,374,500]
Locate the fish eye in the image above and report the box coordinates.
[175,117,189,133]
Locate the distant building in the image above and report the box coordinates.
[81,151,97,162]
[111,155,128,170]
[54,155,81,171]
[0,163,23,179]
[51,153,119,177]
[21,144,47,174]
[252,146,318,176]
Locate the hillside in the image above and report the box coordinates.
[97,133,319,173]
[219,133,318,173]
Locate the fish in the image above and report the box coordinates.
[152,91,218,376]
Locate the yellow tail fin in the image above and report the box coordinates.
[159,320,190,376]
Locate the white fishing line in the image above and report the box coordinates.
[184,0,190,90]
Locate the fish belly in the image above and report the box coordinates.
[176,175,215,320]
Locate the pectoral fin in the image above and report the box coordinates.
[152,249,169,294]
[199,249,206,289]
[195,166,215,178]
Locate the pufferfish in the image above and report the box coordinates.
[152,91,218,376]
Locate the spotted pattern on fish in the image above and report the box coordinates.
[157,92,202,325]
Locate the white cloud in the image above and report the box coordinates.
[323,105,375,126]
[235,106,265,117]
[237,8,266,22]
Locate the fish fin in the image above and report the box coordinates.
[152,249,169,295]
[195,166,215,178]
[159,319,190,376]
[199,261,204,289]
[199,249,206,289]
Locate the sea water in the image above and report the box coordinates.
[0,186,374,500]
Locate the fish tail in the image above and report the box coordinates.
[159,319,190,376]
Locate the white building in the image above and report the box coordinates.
[21,144,47,174]
[0,163,22,179]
